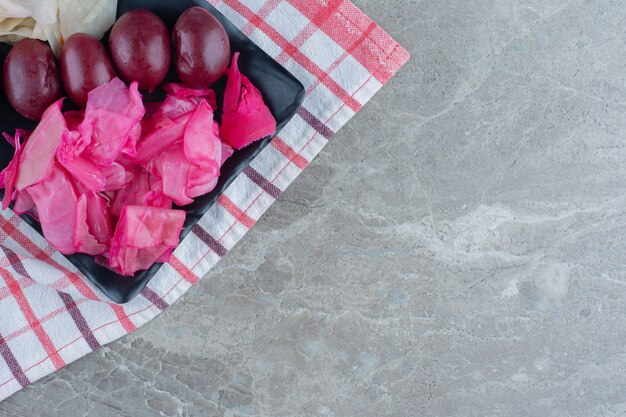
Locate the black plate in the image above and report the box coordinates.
[0,0,305,303]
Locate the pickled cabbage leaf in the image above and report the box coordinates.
[109,168,171,218]
[183,101,221,169]
[12,188,36,218]
[221,52,276,150]
[0,129,26,209]
[74,193,106,255]
[84,191,112,246]
[135,112,190,164]
[59,155,105,191]
[109,205,185,276]
[27,163,78,255]
[102,162,134,191]
[147,146,194,206]
[80,79,145,165]
[15,99,66,191]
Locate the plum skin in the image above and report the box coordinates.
[173,6,230,88]
[3,39,62,120]
[61,33,117,107]
[109,9,172,92]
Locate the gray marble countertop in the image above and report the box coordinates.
[3,0,626,416]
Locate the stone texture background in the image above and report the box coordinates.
[3,0,626,416]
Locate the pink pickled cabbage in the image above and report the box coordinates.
[109,168,151,218]
[135,112,191,164]
[80,78,145,165]
[163,83,214,98]
[162,83,217,110]
[109,205,185,276]
[146,100,223,205]
[84,191,113,247]
[121,121,142,158]
[184,101,221,168]
[154,95,205,122]
[109,169,172,218]
[74,194,106,255]
[15,99,66,190]
[187,164,220,199]
[58,130,89,163]
[221,140,235,165]
[63,110,84,131]
[27,164,78,255]
[0,129,26,209]
[0,60,272,275]
[13,189,37,219]
[59,156,106,192]
[221,53,276,150]
[147,146,194,206]
[185,139,232,199]
[102,162,134,191]
[1,132,15,149]
[2,129,29,149]
[143,185,173,210]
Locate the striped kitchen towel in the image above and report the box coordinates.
[0,0,409,400]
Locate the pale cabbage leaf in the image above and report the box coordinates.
[0,0,117,55]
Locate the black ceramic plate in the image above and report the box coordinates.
[0,0,305,303]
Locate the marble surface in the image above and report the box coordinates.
[3,0,626,416]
